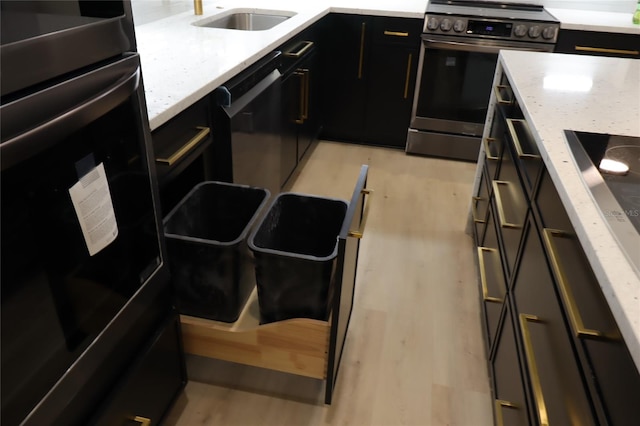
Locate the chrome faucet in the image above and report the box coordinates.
[194,0,203,15]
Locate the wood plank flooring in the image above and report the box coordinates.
[164,141,494,426]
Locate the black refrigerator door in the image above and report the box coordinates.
[1,53,169,426]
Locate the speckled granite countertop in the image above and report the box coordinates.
[134,0,426,130]
[497,50,640,368]
[134,0,638,131]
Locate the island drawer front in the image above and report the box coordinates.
[478,205,507,353]
[536,168,640,425]
[512,214,596,426]
[472,168,491,244]
[492,300,529,426]
[505,117,542,200]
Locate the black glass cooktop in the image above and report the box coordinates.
[565,130,640,275]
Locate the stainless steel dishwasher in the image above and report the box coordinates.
[213,51,283,196]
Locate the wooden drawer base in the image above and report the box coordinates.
[181,288,330,380]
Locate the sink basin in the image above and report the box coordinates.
[194,10,295,31]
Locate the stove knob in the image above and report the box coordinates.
[440,18,452,32]
[453,20,466,32]
[427,17,440,31]
[542,26,557,40]
[528,25,541,38]
[514,24,527,38]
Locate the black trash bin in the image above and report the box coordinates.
[248,193,348,324]
[163,181,269,322]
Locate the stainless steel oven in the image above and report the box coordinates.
[1,1,178,424]
[406,0,558,161]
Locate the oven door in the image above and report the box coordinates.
[406,34,553,161]
[410,34,553,136]
[1,53,168,426]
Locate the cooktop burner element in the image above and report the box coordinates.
[425,0,559,43]
[565,130,640,276]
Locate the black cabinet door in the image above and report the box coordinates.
[320,14,369,142]
[511,215,596,426]
[281,69,302,187]
[555,29,640,59]
[298,50,321,161]
[92,313,186,426]
[492,301,529,426]
[364,43,418,147]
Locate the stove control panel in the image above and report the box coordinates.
[424,14,559,43]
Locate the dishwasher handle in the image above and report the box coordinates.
[220,69,282,117]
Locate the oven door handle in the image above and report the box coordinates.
[422,37,548,54]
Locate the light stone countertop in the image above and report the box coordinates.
[134,0,639,130]
[497,50,640,369]
[134,0,427,130]
[547,7,640,34]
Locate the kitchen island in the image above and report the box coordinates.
[487,50,640,366]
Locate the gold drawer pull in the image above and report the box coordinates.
[506,119,540,160]
[483,137,500,161]
[494,84,512,105]
[542,228,608,339]
[348,188,372,239]
[492,180,522,229]
[156,126,210,166]
[294,70,306,124]
[471,196,486,224]
[283,40,314,58]
[477,247,504,303]
[519,314,549,426]
[495,400,518,426]
[403,53,413,99]
[358,22,366,79]
[133,416,151,426]
[575,46,640,56]
[384,30,409,37]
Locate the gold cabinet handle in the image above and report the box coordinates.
[302,68,310,120]
[492,180,522,229]
[495,400,518,426]
[575,45,640,56]
[294,70,305,124]
[384,30,409,37]
[133,416,151,426]
[358,22,366,79]
[483,137,500,161]
[156,126,210,166]
[519,314,550,426]
[348,188,372,239]
[283,40,314,58]
[506,119,540,159]
[494,84,512,105]
[477,247,504,303]
[471,196,486,224]
[403,53,413,99]
[542,228,607,339]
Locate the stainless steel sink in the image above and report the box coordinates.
[195,10,295,31]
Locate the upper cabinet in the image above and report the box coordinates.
[320,14,422,148]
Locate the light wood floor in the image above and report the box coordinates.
[164,141,494,426]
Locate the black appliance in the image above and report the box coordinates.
[406,0,559,161]
[1,1,184,424]
[564,130,640,276]
[213,51,284,196]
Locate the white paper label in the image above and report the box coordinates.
[69,163,118,256]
